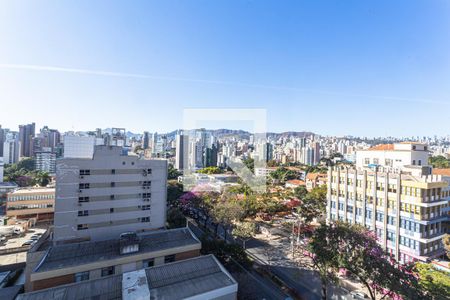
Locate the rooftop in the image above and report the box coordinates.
[367,144,395,151]
[35,227,200,273]
[432,168,450,177]
[18,255,237,300]
[8,188,55,195]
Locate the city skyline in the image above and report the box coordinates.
[1,1,450,136]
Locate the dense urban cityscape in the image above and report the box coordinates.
[1,1,450,300]
[0,123,448,299]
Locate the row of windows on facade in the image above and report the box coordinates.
[77,205,151,216]
[362,157,424,166]
[7,194,55,202]
[78,193,152,203]
[331,184,447,199]
[330,206,444,233]
[79,181,152,189]
[331,201,446,217]
[330,215,443,253]
[73,255,175,282]
[7,204,53,210]
[77,217,150,230]
[79,168,153,176]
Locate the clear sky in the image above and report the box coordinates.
[0,0,449,137]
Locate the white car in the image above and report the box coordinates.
[350,291,368,299]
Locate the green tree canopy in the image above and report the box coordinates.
[414,262,450,300]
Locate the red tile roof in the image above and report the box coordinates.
[368,144,394,151]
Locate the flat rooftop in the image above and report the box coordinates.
[35,227,200,273]
[8,188,55,195]
[18,255,237,300]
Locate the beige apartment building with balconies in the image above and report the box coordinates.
[327,142,449,264]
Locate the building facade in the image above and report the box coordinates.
[327,143,449,264]
[53,145,168,243]
[6,188,55,221]
[19,123,35,158]
[35,148,56,175]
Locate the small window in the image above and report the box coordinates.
[77,224,88,230]
[101,266,115,277]
[164,254,176,263]
[143,258,154,268]
[141,217,150,222]
[111,182,115,187]
[78,197,89,203]
[412,160,416,165]
[122,162,126,165]
[142,205,151,211]
[131,162,135,165]
[147,169,152,174]
[111,169,116,174]
[412,145,416,150]
[110,195,115,200]
[110,208,114,213]
[78,210,89,216]
[75,271,89,282]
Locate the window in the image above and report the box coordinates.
[78,210,89,216]
[142,193,151,199]
[164,254,176,263]
[77,224,88,230]
[141,217,150,222]
[110,195,115,200]
[412,160,416,165]
[111,169,116,174]
[101,266,115,277]
[80,169,90,176]
[110,208,114,213]
[373,158,379,165]
[75,271,89,282]
[418,160,422,166]
[412,145,416,150]
[143,181,151,187]
[147,169,152,174]
[78,197,89,203]
[111,182,116,187]
[365,158,370,165]
[142,205,151,211]
[143,258,154,268]
[79,183,90,189]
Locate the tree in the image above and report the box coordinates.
[308,223,424,300]
[210,200,243,241]
[242,158,254,173]
[167,164,182,180]
[296,185,327,224]
[166,207,186,229]
[33,171,50,187]
[232,222,256,249]
[414,262,450,300]
[293,185,308,199]
[269,167,297,184]
[197,166,223,174]
[167,181,183,206]
[443,234,450,259]
[429,156,450,169]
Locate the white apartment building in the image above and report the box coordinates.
[356,142,429,169]
[54,145,168,243]
[327,142,449,264]
[35,148,56,175]
[3,139,20,164]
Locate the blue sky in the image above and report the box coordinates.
[0,0,449,137]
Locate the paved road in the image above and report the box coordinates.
[188,211,358,300]
[188,220,290,300]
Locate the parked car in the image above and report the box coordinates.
[350,291,368,299]
[22,240,34,246]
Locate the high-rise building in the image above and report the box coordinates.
[0,125,5,157]
[142,131,150,149]
[175,132,188,170]
[326,142,449,264]
[53,145,168,243]
[3,134,20,164]
[0,157,3,182]
[19,123,35,158]
[35,147,56,175]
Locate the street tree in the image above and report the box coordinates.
[414,262,450,300]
